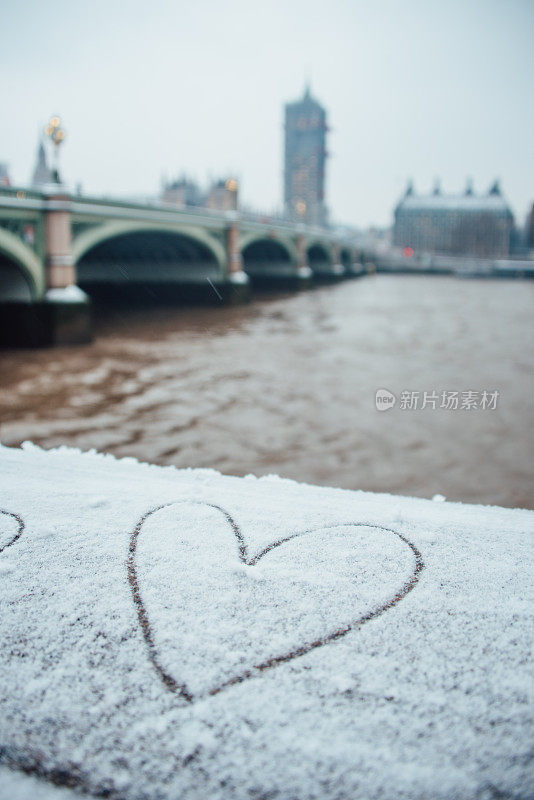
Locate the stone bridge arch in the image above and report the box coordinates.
[306,240,336,277]
[72,221,227,289]
[0,227,43,300]
[240,232,299,281]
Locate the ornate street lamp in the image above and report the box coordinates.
[44,115,66,183]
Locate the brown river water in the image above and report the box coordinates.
[1,274,533,509]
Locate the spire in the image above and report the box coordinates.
[432,178,441,196]
[464,177,474,196]
[304,80,311,100]
[488,179,501,196]
[31,136,53,186]
[405,178,414,197]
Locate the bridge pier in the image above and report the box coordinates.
[0,191,92,347]
[42,191,92,344]
[330,244,346,279]
[295,233,313,287]
[345,249,366,278]
[223,219,251,303]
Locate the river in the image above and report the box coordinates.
[1,274,532,509]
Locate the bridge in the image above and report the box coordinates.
[0,185,365,346]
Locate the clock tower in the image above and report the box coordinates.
[284,85,328,227]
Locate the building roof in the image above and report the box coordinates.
[396,181,513,215]
[285,83,325,113]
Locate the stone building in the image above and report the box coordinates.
[161,176,203,208]
[161,176,238,212]
[393,180,514,257]
[284,85,328,227]
[205,178,238,212]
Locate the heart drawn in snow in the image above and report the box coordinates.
[0,508,25,554]
[128,501,424,701]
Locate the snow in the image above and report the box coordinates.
[45,285,88,304]
[228,270,249,285]
[0,443,533,800]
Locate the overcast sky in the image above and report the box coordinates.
[1,0,533,227]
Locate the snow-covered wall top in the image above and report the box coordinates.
[0,443,532,800]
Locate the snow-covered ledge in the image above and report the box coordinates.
[0,443,532,800]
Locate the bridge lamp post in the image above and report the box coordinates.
[225,178,239,211]
[45,116,66,184]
